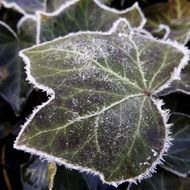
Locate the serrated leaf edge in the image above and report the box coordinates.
[152,38,190,95]
[14,18,189,187]
[36,0,147,44]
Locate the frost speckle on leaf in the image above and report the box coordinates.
[14,18,189,186]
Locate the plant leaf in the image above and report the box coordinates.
[18,15,38,43]
[46,0,71,12]
[21,156,49,190]
[162,113,190,177]
[130,167,190,190]
[37,0,146,43]
[0,16,36,115]
[3,0,45,14]
[0,4,23,31]
[15,19,188,185]
[144,0,190,44]
[158,63,190,96]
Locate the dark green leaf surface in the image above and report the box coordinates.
[21,156,49,190]
[144,0,190,44]
[15,20,187,184]
[0,17,36,115]
[130,167,190,190]
[162,113,190,177]
[38,0,145,43]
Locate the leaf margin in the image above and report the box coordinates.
[2,0,27,15]
[2,0,46,15]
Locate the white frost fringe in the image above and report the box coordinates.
[154,24,171,40]
[162,165,189,178]
[1,1,38,43]
[36,0,147,44]
[2,0,46,15]
[14,17,190,187]
[0,20,18,39]
[2,0,26,15]
[17,14,37,31]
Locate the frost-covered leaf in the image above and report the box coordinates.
[46,0,71,12]
[162,113,190,177]
[38,0,145,43]
[3,0,45,14]
[158,63,190,96]
[21,156,49,190]
[15,19,189,185]
[144,0,190,44]
[0,16,36,115]
[130,167,190,190]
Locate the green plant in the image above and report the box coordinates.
[0,0,190,189]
